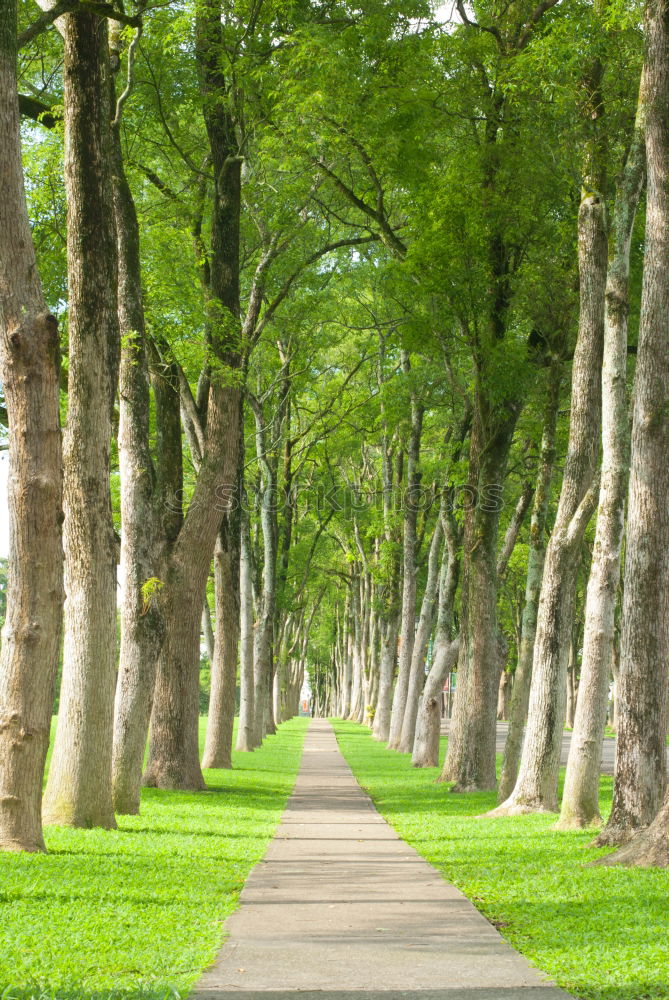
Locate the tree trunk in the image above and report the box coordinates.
[497,671,513,722]
[412,639,460,769]
[109,88,166,816]
[202,603,214,662]
[558,78,647,831]
[373,592,400,743]
[202,513,240,768]
[440,400,518,791]
[388,358,424,749]
[498,361,561,801]
[398,516,443,752]
[490,194,607,816]
[250,396,278,746]
[144,0,242,789]
[144,382,241,789]
[594,2,669,850]
[565,637,578,729]
[43,10,119,830]
[0,0,63,852]
[413,513,460,768]
[236,507,255,751]
[610,635,620,732]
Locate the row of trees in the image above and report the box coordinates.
[0,0,668,868]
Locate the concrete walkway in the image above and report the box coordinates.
[194,719,572,1000]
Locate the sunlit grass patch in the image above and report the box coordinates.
[0,717,308,1000]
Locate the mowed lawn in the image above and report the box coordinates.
[0,717,308,1000]
[334,720,669,1000]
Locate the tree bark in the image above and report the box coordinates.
[594,2,669,850]
[372,357,402,743]
[440,400,518,791]
[497,670,513,722]
[398,516,443,752]
[565,635,578,729]
[144,0,242,789]
[109,81,165,816]
[490,191,607,816]
[202,515,240,769]
[249,393,278,746]
[236,506,255,751]
[498,361,561,801]
[412,513,460,768]
[388,356,424,749]
[43,10,119,830]
[202,603,214,663]
[558,88,646,829]
[0,0,63,852]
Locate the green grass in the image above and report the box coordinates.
[0,717,308,1000]
[334,720,669,1000]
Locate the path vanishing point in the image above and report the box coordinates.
[194,719,573,1000]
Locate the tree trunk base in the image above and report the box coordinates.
[553,811,602,831]
[589,831,669,867]
[201,754,232,770]
[112,795,140,817]
[482,798,557,818]
[0,835,46,854]
[590,824,639,848]
[412,754,439,768]
[142,762,207,791]
[451,780,497,794]
[42,802,117,830]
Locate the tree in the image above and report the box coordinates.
[489,25,609,815]
[0,0,63,852]
[42,8,120,830]
[143,0,243,789]
[594,0,669,853]
[558,69,647,830]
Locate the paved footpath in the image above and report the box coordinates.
[194,719,572,1000]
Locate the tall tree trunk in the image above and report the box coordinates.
[202,603,214,662]
[565,635,578,729]
[558,80,646,830]
[440,400,518,791]
[109,82,166,816]
[490,193,607,817]
[413,514,460,768]
[144,0,242,789]
[398,516,443,752]
[43,10,119,830]
[388,357,424,749]
[202,510,240,768]
[372,336,402,742]
[497,670,513,722]
[594,2,669,852]
[372,601,400,742]
[143,384,240,789]
[202,411,243,768]
[0,0,63,852]
[236,507,255,751]
[250,397,277,746]
[498,361,561,800]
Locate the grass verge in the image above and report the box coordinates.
[334,720,669,1000]
[0,717,308,1000]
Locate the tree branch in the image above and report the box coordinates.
[18,0,77,46]
[517,0,562,50]
[18,93,58,128]
[455,0,505,51]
